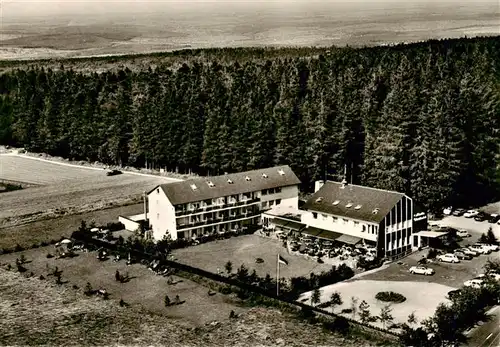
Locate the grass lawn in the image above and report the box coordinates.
[0,269,395,347]
[0,246,245,326]
[172,234,333,279]
[0,203,144,250]
[301,280,455,329]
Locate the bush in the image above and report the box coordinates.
[14,244,24,252]
[220,286,233,295]
[375,291,406,303]
[31,242,40,249]
[46,253,54,258]
[323,316,350,335]
[341,308,353,314]
[40,241,49,247]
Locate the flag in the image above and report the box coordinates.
[278,254,288,266]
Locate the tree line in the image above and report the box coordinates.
[0,36,499,211]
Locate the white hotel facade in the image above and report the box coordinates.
[300,180,428,258]
[147,166,301,241]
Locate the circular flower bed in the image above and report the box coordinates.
[375,291,406,303]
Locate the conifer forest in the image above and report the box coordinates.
[0,37,499,212]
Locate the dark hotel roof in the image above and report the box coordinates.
[302,181,405,223]
[153,165,301,205]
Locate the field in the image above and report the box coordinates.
[0,250,395,346]
[0,154,177,228]
[0,203,144,250]
[0,154,107,185]
[1,1,499,60]
[173,235,334,279]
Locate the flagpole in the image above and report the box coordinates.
[276,253,280,297]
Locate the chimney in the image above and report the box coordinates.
[143,191,147,220]
[314,180,324,193]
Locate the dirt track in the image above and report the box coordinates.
[0,153,178,227]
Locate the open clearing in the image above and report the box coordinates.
[0,252,392,347]
[173,234,333,278]
[0,203,144,250]
[301,280,454,329]
[0,154,177,228]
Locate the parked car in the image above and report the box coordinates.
[453,251,472,260]
[436,253,460,263]
[456,230,471,238]
[488,214,500,224]
[106,169,122,176]
[409,266,435,276]
[464,210,479,218]
[469,244,491,254]
[474,212,490,222]
[458,248,478,257]
[443,207,453,215]
[464,278,485,288]
[476,243,499,252]
[452,208,466,217]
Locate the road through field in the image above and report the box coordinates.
[0,154,181,227]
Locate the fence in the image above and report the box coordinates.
[74,234,401,339]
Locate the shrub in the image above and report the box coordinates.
[340,308,353,314]
[220,286,233,295]
[14,244,24,252]
[39,275,45,280]
[324,316,350,335]
[375,291,406,303]
[31,243,39,249]
[40,241,49,247]
[46,253,53,258]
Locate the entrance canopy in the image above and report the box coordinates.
[273,218,305,232]
[336,234,362,245]
[418,231,448,238]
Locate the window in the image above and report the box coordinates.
[157,213,159,220]
[269,200,275,207]
[275,187,282,193]
[342,218,348,224]
[262,189,268,195]
[322,214,328,220]
[156,188,160,194]
[276,198,281,205]
[354,221,359,227]
[332,216,338,222]
[227,179,234,184]
[278,169,285,176]
[262,173,268,178]
[269,188,275,194]
[312,212,318,219]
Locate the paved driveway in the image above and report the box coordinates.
[430,216,500,240]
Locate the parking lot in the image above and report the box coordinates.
[430,215,500,241]
[361,249,494,288]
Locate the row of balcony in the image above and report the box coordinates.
[175,198,260,216]
[177,210,261,230]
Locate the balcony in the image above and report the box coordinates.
[175,198,261,218]
[176,210,260,231]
